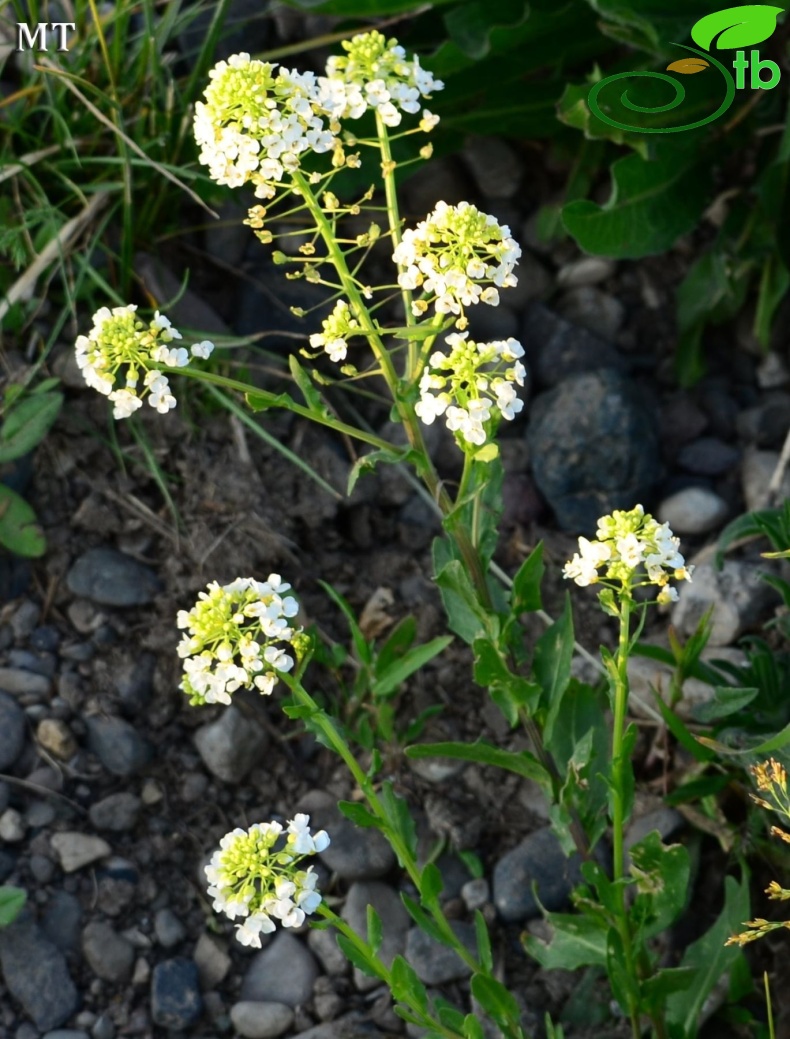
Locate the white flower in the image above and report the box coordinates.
[236,913,276,947]
[191,340,215,359]
[287,814,330,854]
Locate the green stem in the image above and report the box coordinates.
[612,598,641,1039]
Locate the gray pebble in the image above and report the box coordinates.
[342,881,410,992]
[89,792,141,831]
[194,932,232,988]
[41,1032,89,1039]
[671,560,779,647]
[42,891,82,953]
[26,800,56,828]
[556,256,616,288]
[676,437,739,477]
[493,827,587,922]
[51,832,111,873]
[85,715,153,776]
[0,807,25,841]
[0,666,51,698]
[307,926,349,977]
[66,547,162,606]
[115,651,156,716]
[0,919,79,1030]
[523,303,624,389]
[30,853,56,883]
[555,286,625,341]
[9,600,40,639]
[461,878,490,912]
[150,957,204,1029]
[462,136,522,200]
[741,448,790,512]
[297,790,395,881]
[0,691,26,769]
[405,921,476,984]
[241,931,319,1006]
[194,705,267,784]
[231,1001,295,1039]
[91,1014,115,1039]
[657,487,729,536]
[154,908,186,948]
[82,921,135,982]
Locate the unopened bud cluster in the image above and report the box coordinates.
[177,575,304,706]
[206,815,329,947]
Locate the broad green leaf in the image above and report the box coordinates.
[691,686,759,723]
[473,639,542,722]
[391,956,430,1011]
[652,695,716,763]
[366,905,383,956]
[535,594,574,742]
[289,354,329,415]
[405,740,549,785]
[469,975,520,1032]
[557,82,649,156]
[665,772,731,805]
[0,886,26,927]
[691,5,784,51]
[522,911,608,970]
[666,874,750,1038]
[562,151,711,258]
[698,719,790,757]
[463,1013,485,1039]
[628,831,690,937]
[585,0,722,56]
[641,967,696,1008]
[0,485,46,557]
[436,999,466,1032]
[335,933,386,980]
[373,636,453,699]
[606,928,640,1014]
[511,542,544,615]
[337,801,379,829]
[245,390,297,412]
[0,391,63,463]
[444,0,528,60]
[433,548,491,646]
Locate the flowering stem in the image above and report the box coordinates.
[611,597,641,1039]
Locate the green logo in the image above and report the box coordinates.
[588,5,785,133]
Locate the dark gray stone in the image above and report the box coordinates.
[677,437,740,476]
[527,369,661,533]
[115,651,156,716]
[342,881,409,992]
[66,547,162,607]
[241,932,318,1006]
[493,827,587,922]
[0,691,26,769]
[85,715,153,776]
[41,891,83,953]
[89,792,141,831]
[154,908,186,948]
[523,303,625,389]
[405,921,476,985]
[82,921,134,983]
[150,958,204,1029]
[0,919,79,1030]
[194,705,267,784]
[297,790,395,881]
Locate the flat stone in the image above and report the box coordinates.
[0,691,25,769]
[150,957,203,1029]
[85,715,153,776]
[342,881,410,992]
[307,927,349,977]
[241,931,318,1006]
[231,1001,295,1039]
[89,792,141,831]
[41,891,82,953]
[405,921,476,984]
[194,705,267,784]
[671,560,779,647]
[82,921,135,983]
[41,1031,90,1039]
[556,256,616,288]
[66,547,162,607]
[0,919,79,1030]
[135,251,230,335]
[0,666,51,698]
[657,487,729,535]
[37,718,78,760]
[741,448,790,512]
[51,831,111,872]
[676,437,740,477]
[194,932,232,988]
[493,826,587,922]
[297,790,395,881]
[154,908,186,948]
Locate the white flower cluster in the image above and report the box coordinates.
[392,201,521,324]
[206,815,330,947]
[308,300,361,362]
[563,505,693,603]
[317,30,443,128]
[75,306,214,419]
[193,54,337,200]
[415,332,526,446]
[177,575,303,706]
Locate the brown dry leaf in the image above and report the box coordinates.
[359,587,395,640]
[666,57,710,74]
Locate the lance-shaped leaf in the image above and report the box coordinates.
[666,57,710,74]
[691,5,784,51]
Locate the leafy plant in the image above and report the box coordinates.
[0,886,26,928]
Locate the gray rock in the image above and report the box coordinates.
[527,370,660,533]
[90,1014,114,1039]
[737,393,790,449]
[741,448,790,512]
[307,927,349,977]
[115,651,156,716]
[291,1011,386,1039]
[659,394,709,452]
[0,847,16,880]
[671,560,779,647]
[493,827,586,922]
[555,286,625,342]
[30,853,56,882]
[10,599,40,639]
[405,921,476,984]
[135,251,230,336]
[42,891,82,953]
[297,790,395,881]
[657,487,729,535]
[0,919,79,1030]
[756,351,789,389]
[462,136,522,199]
[194,932,232,988]
[523,303,624,389]
[50,831,111,872]
[556,256,616,288]
[625,807,684,858]
[461,878,490,912]
[89,792,141,831]
[66,547,162,607]
[85,715,153,776]
[36,718,78,760]
[82,921,134,982]
[26,800,56,827]
[342,881,410,991]
[154,908,186,948]
[236,257,333,348]
[231,1001,295,1039]
[676,437,740,477]
[194,705,267,784]
[241,931,318,1007]
[150,957,203,1029]
[41,1031,89,1039]
[0,691,25,770]
[0,665,51,698]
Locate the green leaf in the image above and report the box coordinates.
[0,485,46,557]
[641,967,696,1009]
[400,893,446,944]
[381,781,417,860]
[691,686,759,723]
[562,151,712,259]
[420,862,444,904]
[754,255,790,350]
[405,740,549,784]
[366,905,383,956]
[347,445,415,496]
[628,831,690,938]
[319,581,372,665]
[534,594,574,742]
[666,874,750,1038]
[245,390,298,413]
[289,354,329,415]
[557,81,648,156]
[0,391,63,463]
[473,910,493,972]
[463,1013,486,1039]
[510,542,544,615]
[444,0,528,60]
[335,933,386,980]
[373,636,453,699]
[0,885,26,928]
[691,5,784,50]
[522,912,609,970]
[337,801,379,829]
[390,955,430,1011]
[433,548,491,646]
[469,975,520,1032]
[652,695,716,763]
[699,718,790,757]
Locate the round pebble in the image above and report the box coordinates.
[37,718,78,760]
[230,1001,295,1039]
[657,486,729,535]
